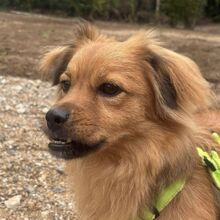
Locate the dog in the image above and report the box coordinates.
[40,22,220,220]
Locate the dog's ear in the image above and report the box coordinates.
[147,51,177,110]
[144,46,213,121]
[40,45,74,85]
[39,21,101,85]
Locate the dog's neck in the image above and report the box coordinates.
[67,123,197,220]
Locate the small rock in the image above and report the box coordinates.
[5,140,15,147]
[16,104,26,114]
[56,167,65,175]
[39,174,47,183]
[14,85,23,92]
[0,196,5,201]
[42,107,48,113]
[0,134,5,142]
[0,96,6,102]
[5,105,11,111]
[4,195,22,209]
[51,186,65,193]
[35,79,41,85]
[25,185,35,194]
[58,200,66,208]
[7,149,16,156]
[41,210,49,217]
[1,78,7,84]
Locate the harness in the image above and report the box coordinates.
[135,178,185,220]
[197,132,220,189]
[135,132,220,220]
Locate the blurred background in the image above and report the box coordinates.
[0,1,219,220]
[1,0,220,27]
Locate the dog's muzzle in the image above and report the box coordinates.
[45,107,105,159]
[48,139,105,160]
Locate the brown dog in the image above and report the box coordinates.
[41,22,220,220]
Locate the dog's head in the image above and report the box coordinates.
[40,22,212,159]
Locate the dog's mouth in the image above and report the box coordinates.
[48,138,105,160]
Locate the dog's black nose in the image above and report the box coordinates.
[46,107,69,131]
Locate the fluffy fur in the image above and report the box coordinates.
[41,22,220,220]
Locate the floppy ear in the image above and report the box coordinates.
[40,45,74,85]
[39,21,101,85]
[147,51,177,110]
[145,46,213,121]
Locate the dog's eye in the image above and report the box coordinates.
[98,83,122,97]
[60,80,71,92]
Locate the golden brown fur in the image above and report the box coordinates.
[41,22,220,220]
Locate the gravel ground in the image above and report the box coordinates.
[0,75,78,220]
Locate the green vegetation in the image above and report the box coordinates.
[161,0,207,29]
[206,0,220,21]
[0,0,220,28]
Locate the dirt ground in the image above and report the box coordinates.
[0,11,220,82]
[0,11,220,220]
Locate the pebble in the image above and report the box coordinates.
[14,85,23,92]
[41,210,50,217]
[42,107,49,113]
[51,186,65,193]
[56,166,65,175]
[16,103,26,114]
[4,140,15,147]
[0,134,5,142]
[5,105,11,111]
[25,185,35,194]
[0,78,7,84]
[4,195,22,209]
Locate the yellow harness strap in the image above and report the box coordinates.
[135,178,186,220]
[135,132,220,220]
[197,132,220,189]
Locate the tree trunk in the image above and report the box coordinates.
[155,0,160,22]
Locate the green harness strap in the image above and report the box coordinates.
[135,178,186,220]
[212,132,220,145]
[197,132,220,189]
[135,132,220,220]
